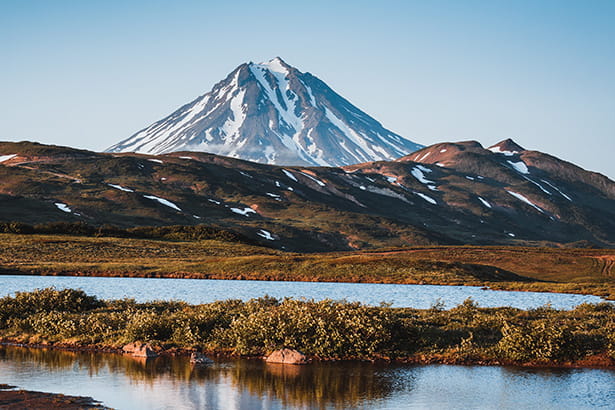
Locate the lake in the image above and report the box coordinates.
[0,275,607,309]
[1,275,613,408]
[1,345,614,409]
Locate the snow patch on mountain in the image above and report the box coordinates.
[386,175,398,185]
[490,147,517,156]
[489,139,525,156]
[143,195,181,211]
[220,89,247,147]
[108,184,134,192]
[250,60,303,134]
[365,185,411,203]
[506,190,544,213]
[411,167,434,185]
[478,197,492,208]
[257,229,276,240]
[299,171,326,186]
[324,107,380,163]
[524,177,551,195]
[55,202,72,213]
[418,151,431,161]
[0,154,17,163]
[414,192,437,205]
[282,169,298,182]
[507,160,529,174]
[231,207,256,216]
[541,179,572,201]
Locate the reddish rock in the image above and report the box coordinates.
[265,348,308,365]
[122,342,158,358]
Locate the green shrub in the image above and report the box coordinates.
[0,288,102,327]
[83,311,130,341]
[169,302,239,346]
[123,310,174,342]
[497,320,576,362]
[223,298,395,357]
[21,311,82,338]
[605,321,615,359]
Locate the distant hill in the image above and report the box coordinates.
[1,139,614,251]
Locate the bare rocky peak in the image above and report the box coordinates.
[488,138,526,154]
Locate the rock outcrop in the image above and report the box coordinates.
[265,348,309,365]
[190,352,213,365]
[122,342,158,358]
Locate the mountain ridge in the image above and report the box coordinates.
[2,138,614,251]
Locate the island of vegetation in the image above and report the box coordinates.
[1,288,614,369]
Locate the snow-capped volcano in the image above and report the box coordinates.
[106,57,423,166]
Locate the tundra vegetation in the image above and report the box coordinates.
[1,288,614,367]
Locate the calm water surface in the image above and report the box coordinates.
[1,277,614,408]
[0,275,607,309]
[1,345,614,410]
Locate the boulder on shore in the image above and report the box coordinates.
[190,352,214,365]
[122,342,158,358]
[265,348,308,365]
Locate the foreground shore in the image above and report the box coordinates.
[1,288,614,369]
[0,384,109,409]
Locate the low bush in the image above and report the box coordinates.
[0,288,102,326]
[223,299,395,357]
[497,320,575,362]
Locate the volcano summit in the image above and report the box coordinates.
[107,57,423,166]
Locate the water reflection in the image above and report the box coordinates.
[0,346,398,409]
[2,345,615,409]
[1,346,208,384]
[233,361,400,409]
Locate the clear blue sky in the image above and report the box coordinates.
[1,0,614,178]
